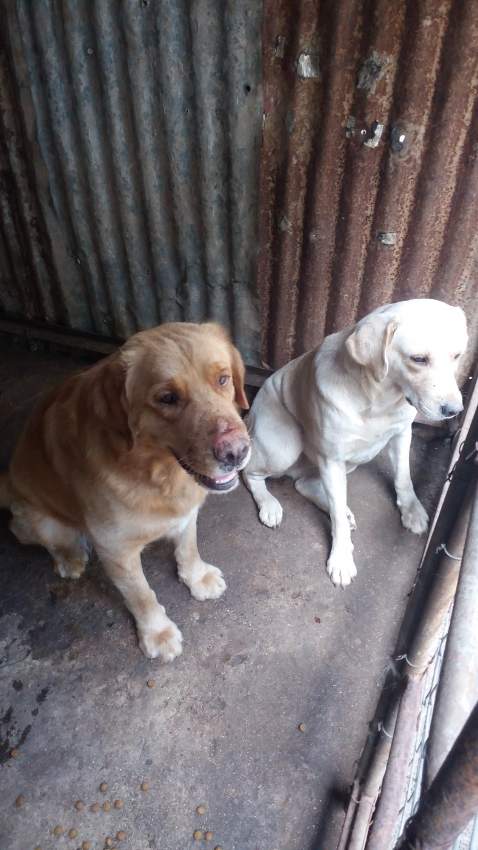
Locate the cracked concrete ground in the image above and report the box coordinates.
[0,346,450,850]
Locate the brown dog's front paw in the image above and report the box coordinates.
[138,622,183,662]
[188,565,226,601]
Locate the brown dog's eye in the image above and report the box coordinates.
[410,355,428,365]
[218,375,230,387]
[158,391,179,405]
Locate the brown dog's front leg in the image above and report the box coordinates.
[174,510,226,602]
[95,544,183,661]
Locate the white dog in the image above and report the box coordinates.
[243,299,467,587]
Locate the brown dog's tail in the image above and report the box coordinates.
[0,472,12,509]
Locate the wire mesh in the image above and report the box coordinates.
[391,606,478,848]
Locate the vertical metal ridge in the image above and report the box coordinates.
[258,0,293,367]
[394,0,478,301]
[17,0,108,332]
[224,0,262,364]
[325,0,407,336]
[58,0,132,335]
[296,0,363,355]
[92,0,160,331]
[358,0,453,316]
[0,14,59,322]
[154,0,208,322]
[260,0,478,372]
[8,1,95,331]
[190,0,231,328]
[122,1,183,325]
[432,101,478,308]
[270,0,322,367]
[0,198,26,316]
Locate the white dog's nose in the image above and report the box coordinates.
[440,402,463,418]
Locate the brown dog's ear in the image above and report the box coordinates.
[230,344,249,410]
[88,353,135,449]
[345,317,398,382]
[121,348,143,448]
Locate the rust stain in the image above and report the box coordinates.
[259,0,478,374]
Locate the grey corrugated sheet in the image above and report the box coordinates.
[0,0,262,365]
[259,0,478,372]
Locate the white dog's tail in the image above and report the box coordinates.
[0,472,12,509]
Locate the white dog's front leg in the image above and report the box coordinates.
[388,427,428,534]
[174,510,226,601]
[243,471,284,528]
[317,458,357,587]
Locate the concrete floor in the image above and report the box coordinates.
[0,347,450,850]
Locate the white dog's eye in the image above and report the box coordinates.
[218,375,230,387]
[410,355,429,365]
[453,353,461,360]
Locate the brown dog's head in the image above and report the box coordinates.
[120,322,250,492]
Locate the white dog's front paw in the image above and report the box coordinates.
[188,565,226,601]
[138,621,183,662]
[327,549,357,588]
[259,496,283,528]
[400,499,429,535]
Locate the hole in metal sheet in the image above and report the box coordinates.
[390,124,408,153]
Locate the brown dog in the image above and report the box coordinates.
[0,322,250,661]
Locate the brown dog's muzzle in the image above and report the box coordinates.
[175,417,250,493]
[212,421,250,470]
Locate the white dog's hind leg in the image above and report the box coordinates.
[243,472,284,528]
[316,458,357,587]
[388,427,429,534]
[294,474,357,531]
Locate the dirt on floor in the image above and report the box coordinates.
[0,346,451,850]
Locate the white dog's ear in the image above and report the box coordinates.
[346,317,398,382]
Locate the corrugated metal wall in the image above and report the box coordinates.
[0,0,262,365]
[259,0,478,368]
[0,0,477,371]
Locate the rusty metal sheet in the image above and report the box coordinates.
[260,0,478,371]
[0,0,262,364]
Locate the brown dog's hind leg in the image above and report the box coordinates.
[10,503,88,579]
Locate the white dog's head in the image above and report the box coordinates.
[346,299,468,421]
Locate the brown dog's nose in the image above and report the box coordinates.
[213,426,250,469]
